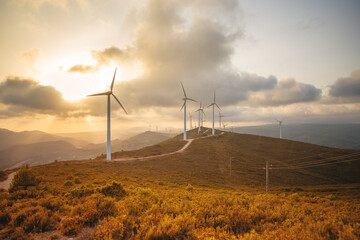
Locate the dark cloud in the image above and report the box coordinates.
[0,76,74,116]
[67,64,97,73]
[91,46,135,66]
[329,70,360,101]
[249,78,322,106]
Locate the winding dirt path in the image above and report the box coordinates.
[112,131,224,162]
[0,172,16,190]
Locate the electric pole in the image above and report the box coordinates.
[264,161,272,193]
[230,156,232,176]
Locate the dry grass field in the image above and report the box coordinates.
[1,129,359,239]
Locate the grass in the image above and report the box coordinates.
[1,129,359,239]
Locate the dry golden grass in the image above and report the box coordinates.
[1,129,359,239]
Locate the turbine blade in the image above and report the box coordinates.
[186,97,197,102]
[215,103,221,110]
[111,93,127,114]
[207,103,214,108]
[87,92,109,97]
[180,101,185,112]
[214,91,216,102]
[180,82,187,98]
[110,68,117,91]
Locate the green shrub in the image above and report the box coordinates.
[9,165,40,193]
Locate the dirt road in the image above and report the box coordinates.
[0,172,15,190]
[112,131,223,162]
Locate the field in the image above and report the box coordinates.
[1,129,359,239]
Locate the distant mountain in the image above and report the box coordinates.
[0,128,89,150]
[0,130,175,170]
[231,124,360,150]
[0,141,77,170]
[83,131,175,152]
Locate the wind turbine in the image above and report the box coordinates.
[219,112,225,129]
[195,102,205,133]
[275,119,283,139]
[180,82,196,141]
[207,91,220,135]
[223,123,228,129]
[87,68,127,161]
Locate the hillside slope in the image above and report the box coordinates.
[104,128,360,187]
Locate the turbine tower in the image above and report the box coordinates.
[87,68,127,160]
[275,119,283,139]
[195,102,205,133]
[180,82,196,141]
[207,91,220,135]
[219,112,225,129]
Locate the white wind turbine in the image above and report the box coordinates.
[207,91,220,135]
[87,68,127,160]
[275,119,284,139]
[195,102,205,133]
[218,112,225,129]
[180,82,196,141]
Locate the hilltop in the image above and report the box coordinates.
[98,127,360,187]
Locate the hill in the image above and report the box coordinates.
[98,127,360,187]
[232,123,360,150]
[0,128,89,150]
[1,128,359,239]
[83,131,175,153]
[0,130,175,170]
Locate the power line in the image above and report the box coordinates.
[272,152,360,168]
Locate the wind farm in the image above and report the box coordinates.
[1,0,360,239]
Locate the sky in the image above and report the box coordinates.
[0,0,359,134]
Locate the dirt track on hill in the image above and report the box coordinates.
[0,172,15,190]
[112,131,223,162]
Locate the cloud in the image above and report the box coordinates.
[0,76,74,116]
[67,64,97,73]
[23,48,41,64]
[249,78,322,106]
[329,69,360,102]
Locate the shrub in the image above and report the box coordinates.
[60,216,84,236]
[98,182,126,198]
[9,165,40,193]
[69,186,94,198]
[74,177,82,184]
[64,180,74,187]
[0,170,7,181]
[94,217,125,240]
[185,184,194,192]
[71,194,117,226]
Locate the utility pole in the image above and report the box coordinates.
[264,161,272,193]
[266,161,269,193]
[230,156,232,176]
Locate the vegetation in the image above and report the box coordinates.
[8,164,40,193]
[1,130,359,239]
[0,170,7,181]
